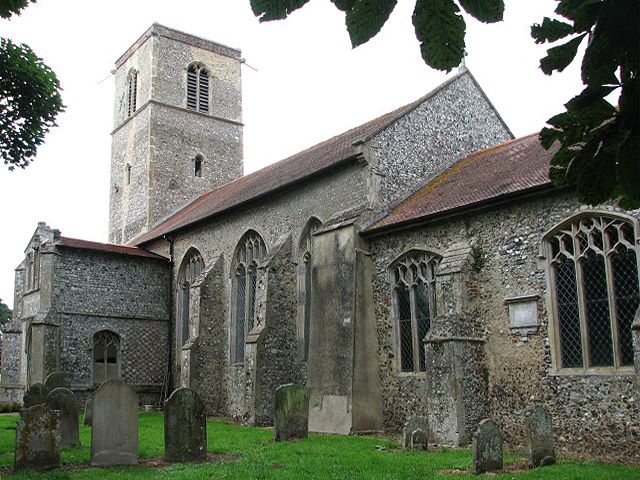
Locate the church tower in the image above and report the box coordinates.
[108,24,243,244]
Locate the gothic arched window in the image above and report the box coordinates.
[298,217,322,361]
[177,249,205,347]
[93,330,120,384]
[126,69,138,117]
[194,155,203,178]
[232,231,267,363]
[390,251,440,373]
[187,63,209,114]
[546,214,639,371]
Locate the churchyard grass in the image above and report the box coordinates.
[0,412,638,479]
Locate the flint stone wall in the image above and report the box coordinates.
[369,191,640,459]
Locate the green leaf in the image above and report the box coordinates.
[576,136,617,205]
[555,0,601,31]
[330,0,356,12]
[0,0,34,19]
[250,0,310,22]
[540,33,586,75]
[540,127,562,150]
[0,37,64,169]
[616,135,640,209]
[531,17,574,44]
[618,77,639,133]
[581,28,619,86]
[458,0,504,23]
[346,0,398,48]
[412,0,466,72]
[565,85,618,112]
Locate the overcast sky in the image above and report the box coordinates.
[0,0,584,307]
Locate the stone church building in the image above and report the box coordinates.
[2,24,638,457]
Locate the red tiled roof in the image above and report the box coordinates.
[365,134,556,234]
[58,237,167,260]
[130,77,459,246]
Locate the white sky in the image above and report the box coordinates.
[0,0,584,308]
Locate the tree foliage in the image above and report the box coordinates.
[534,0,639,209]
[0,298,11,325]
[249,0,639,208]
[0,0,64,170]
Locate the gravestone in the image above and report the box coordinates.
[526,405,556,468]
[90,379,139,466]
[164,388,207,462]
[273,383,310,441]
[44,372,70,391]
[14,404,60,472]
[402,416,429,450]
[23,383,49,408]
[46,387,80,448]
[84,397,93,426]
[472,419,503,475]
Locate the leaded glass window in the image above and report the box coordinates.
[390,251,439,373]
[547,215,639,370]
[187,63,209,114]
[177,249,204,348]
[233,232,267,363]
[93,330,120,385]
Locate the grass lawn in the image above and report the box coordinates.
[0,412,638,479]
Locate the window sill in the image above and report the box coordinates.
[397,371,429,378]
[549,367,635,377]
[23,287,40,295]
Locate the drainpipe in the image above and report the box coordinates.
[163,235,174,403]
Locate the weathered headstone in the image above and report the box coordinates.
[44,372,70,391]
[472,419,503,475]
[23,383,49,408]
[14,404,60,472]
[410,428,428,451]
[46,387,80,448]
[527,405,556,468]
[273,383,310,441]
[90,379,139,466]
[164,387,207,462]
[84,397,93,426]
[402,415,429,450]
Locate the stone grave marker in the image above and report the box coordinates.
[527,405,556,468]
[44,372,70,391]
[84,397,93,426]
[90,378,139,466]
[23,383,49,408]
[46,387,80,448]
[402,415,429,450]
[472,419,503,475]
[164,387,207,462]
[14,404,60,472]
[273,383,310,441]
[410,428,428,451]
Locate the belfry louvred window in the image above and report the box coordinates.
[126,69,137,117]
[187,64,209,114]
[390,251,439,373]
[547,215,639,371]
[232,232,267,363]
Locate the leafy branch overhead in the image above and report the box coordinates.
[250,0,504,71]
[534,0,639,208]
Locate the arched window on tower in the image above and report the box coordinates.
[545,213,639,371]
[232,231,267,363]
[298,217,322,361]
[126,69,138,117]
[389,251,440,373]
[187,63,210,114]
[177,249,205,348]
[93,330,120,384]
[194,155,203,178]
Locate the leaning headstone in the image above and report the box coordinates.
[23,383,49,408]
[90,379,139,466]
[402,416,429,450]
[164,387,207,462]
[44,372,70,391]
[273,383,310,441]
[14,404,60,472]
[527,405,556,468]
[84,397,93,426]
[410,428,428,451]
[472,419,503,475]
[46,387,80,448]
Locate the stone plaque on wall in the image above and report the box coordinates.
[505,295,539,335]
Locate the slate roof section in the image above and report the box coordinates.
[57,237,167,260]
[365,133,556,234]
[131,71,475,246]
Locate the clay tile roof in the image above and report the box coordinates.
[57,237,167,260]
[130,81,449,246]
[365,133,556,234]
